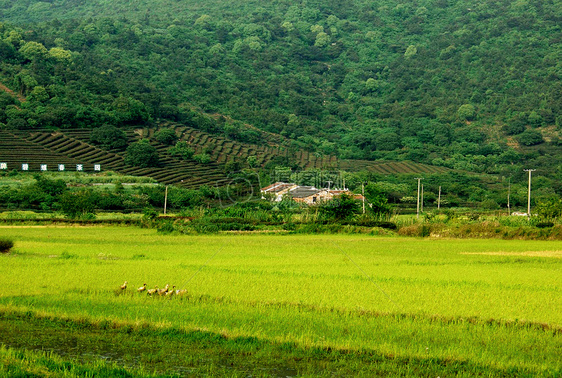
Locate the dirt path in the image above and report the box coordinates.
[0,81,26,103]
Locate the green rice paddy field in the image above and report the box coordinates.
[0,226,561,376]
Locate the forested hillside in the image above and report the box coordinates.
[0,0,560,179]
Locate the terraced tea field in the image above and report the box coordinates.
[0,129,229,188]
[0,227,560,376]
[0,126,448,188]
[139,122,338,169]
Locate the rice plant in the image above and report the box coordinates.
[0,227,560,375]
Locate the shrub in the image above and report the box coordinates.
[316,193,361,221]
[503,122,525,136]
[536,221,554,228]
[58,190,96,219]
[0,238,14,253]
[157,222,175,234]
[348,220,397,229]
[398,223,434,237]
[169,141,195,160]
[193,153,211,164]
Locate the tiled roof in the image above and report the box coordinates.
[261,182,296,193]
[329,190,365,200]
[288,186,320,198]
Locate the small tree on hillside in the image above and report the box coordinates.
[154,128,178,145]
[457,104,476,121]
[517,129,543,146]
[125,139,160,167]
[169,141,194,160]
[90,124,128,150]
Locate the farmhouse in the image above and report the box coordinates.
[260,182,298,201]
[288,186,330,205]
[326,190,365,202]
[261,182,364,205]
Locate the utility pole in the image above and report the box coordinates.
[163,185,168,215]
[437,186,441,210]
[524,169,536,219]
[362,182,366,214]
[339,171,342,190]
[326,180,333,190]
[415,178,423,219]
[507,177,511,216]
[421,184,424,213]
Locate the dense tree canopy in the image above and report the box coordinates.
[0,0,560,177]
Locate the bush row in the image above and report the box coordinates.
[398,222,562,240]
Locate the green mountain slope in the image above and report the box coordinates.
[0,0,560,181]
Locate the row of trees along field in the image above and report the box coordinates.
[2,168,561,219]
[0,0,561,179]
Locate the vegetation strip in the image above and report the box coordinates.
[0,309,542,377]
[0,345,157,378]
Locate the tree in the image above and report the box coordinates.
[58,190,96,218]
[404,45,417,59]
[169,141,194,160]
[13,71,38,95]
[517,129,543,146]
[112,96,151,125]
[19,41,47,61]
[193,153,211,164]
[375,133,401,150]
[314,32,331,47]
[6,118,28,130]
[90,124,128,150]
[48,47,72,62]
[527,111,543,127]
[125,140,160,167]
[317,193,361,221]
[154,128,178,145]
[503,122,526,136]
[457,104,476,121]
[364,183,392,216]
[246,155,258,168]
[536,198,562,219]
[28,86,49,102]
[34,175,66,197]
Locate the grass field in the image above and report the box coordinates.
[0,226,560,376]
